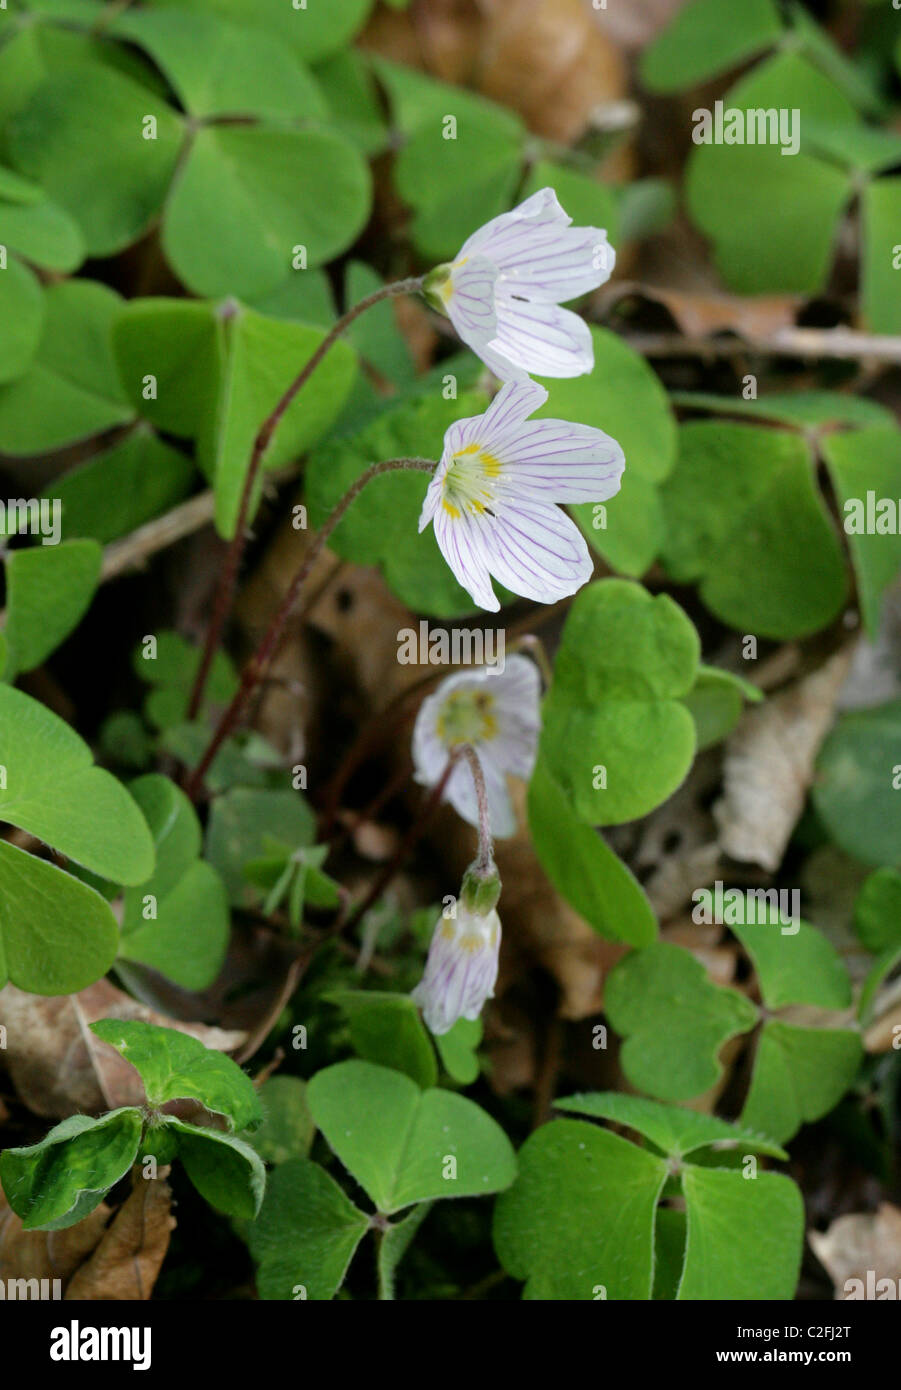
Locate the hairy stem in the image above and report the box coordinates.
[184,455,435,799]
[457,743,494,874]
[186,276,424,720]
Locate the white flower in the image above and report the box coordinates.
[419,377,624,612]
[423,186,615,381]
[412,655,540,838]
[412,901,501,1035]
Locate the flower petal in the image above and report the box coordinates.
[494,419,625,503]
[484,301,595,379]
[458,186,570,262]
[432,503,500,611]
[444,255,498,349]
[480,499,594,604]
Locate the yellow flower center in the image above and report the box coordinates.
[441,442,502,519]
[435,688,498,746]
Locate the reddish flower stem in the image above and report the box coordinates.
[184,456,434,800]
[186,276,423,721]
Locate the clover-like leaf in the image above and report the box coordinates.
[0,683,155,883]
[90,1019,261,1132]
[250,1157,370,1302]
[119,775,229,991]
[47,426,195,546]
[2,538,101,679]
[823,425,901,638]
[555,1092,787,1160]
[0,1108,143,1231]
[493,1118,668,1300]
[307,1060,516,1215]
[159,1117,266,1220]
[0,839,119,994]
[813,699,901,869]
[660,421,847,638]
[540,580,700,826]
[327,990,438,1090]
[605,942,758,1101]
[677,1165,803,1301]
[527,756,657,946]
[0,279,133,454]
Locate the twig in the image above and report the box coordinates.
[621,326,901,365]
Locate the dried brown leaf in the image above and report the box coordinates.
[64,1171,176,1302]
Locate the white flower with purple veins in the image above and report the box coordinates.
[419,377,625,612]
[412,901,502,1036]
[422,186,615,381]
[412,655,540,838]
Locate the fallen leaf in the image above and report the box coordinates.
[64,1170,176,1301]
[810,1203,901,1299]
[0,1186,110,1292]
[0,980,246,1118]
[714,647,855,873]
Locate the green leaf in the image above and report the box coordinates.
[345,260,415,386]
[0,179,83,271]
[249,1157,369,1301]
[200,302,358,538]
[854,868,901,954]
[8,61,184,256]
[732,918,852,1010]
[133,630,237,732]
[327,990,438,1089]
[863,177,901,334]
[113,297,222,438]
[605,942,758,1101]
[813,699,901,868]
[740,1022,863,1144]
[539,580,700,825]
[639,0,783,94]
[205,787,315,906]
[148,0,376,65]
[393,96,524,262]
[163,125,371,299]
[535,328,676,576]
[119,775,229,991]
[671,390,895,430]
[555,1092,787,1160]
[0,682,155,883]
[678,1165,803,1300]
[307,1059,516,1214]
[538,328,676,486]
[682,665,762,750]
[433,1017,482,1086]
[0,255,42,383]
[2,538,101,679]
[660,422,848,639]
[823,425,901,638]
[0,279,133,454]
[313,50,389,156]
[306,386,489,617]
[0,1108,142,1231]
[493,1118,667,1300]
[111,8,328,121]
[162,1117,265,1219]
[248,1077,315,1165]
[0,838,119,994]
[249,268,335,328]
[90,1019,261,1132]
[527,756,657,946]
[47,427,195,545]
[685,53,854,294]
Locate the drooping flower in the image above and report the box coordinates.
[422,186,614,381]
[412,867,502,1035]
[419,377,624,612]
[412,655,540,838]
